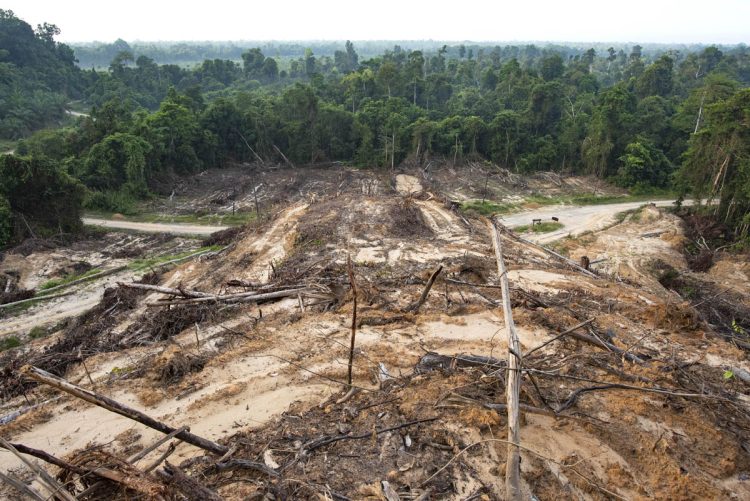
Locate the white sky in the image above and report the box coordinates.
[5,0,749,44]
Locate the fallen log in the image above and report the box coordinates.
[146,287,308,307]
[0,440,86,476]
[415,352,505,373]
[128,426,189,464]
[0,438,76,501]
[21,366,228,456]
[503,226,598,279]
[119,282,215,298]
[38,265,128,296]
[0,290,73,310]
[346,256,358,386]
[160,462,222,501]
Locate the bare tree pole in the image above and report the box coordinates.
[346,255,358,386]
[235,129,265,164]
[272,144,295,168]
[489,218,522,501]
[22,366,228,456]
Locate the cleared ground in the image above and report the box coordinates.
[0,169,747,500]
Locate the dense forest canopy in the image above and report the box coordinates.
[0,9,82,138]
[1,9,749,245]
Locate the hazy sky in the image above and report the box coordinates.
[5,0,749,44]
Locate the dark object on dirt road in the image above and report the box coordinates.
[532,218,542,226]
[551,216,559,222]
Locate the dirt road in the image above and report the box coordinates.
[499,199,680,243]
[83,217,228,236]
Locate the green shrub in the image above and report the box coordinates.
[84,190,139,215]
[0,336,22,351]
[0,195,11,247]
[513,221,564,233]
[28,326,48,339]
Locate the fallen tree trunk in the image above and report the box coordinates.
[489,218,522,501]
[38,265,128,296]
[21,366,228,456]
[119,282,215,298]
[503,226,598,279]
[0,290,73,310]
[146,287,308,307]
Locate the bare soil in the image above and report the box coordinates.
[1,168,749,500]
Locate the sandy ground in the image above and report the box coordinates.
[1,171,748,500]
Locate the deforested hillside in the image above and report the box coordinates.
[1,171,749,500]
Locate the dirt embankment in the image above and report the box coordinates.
[0,170,749,500]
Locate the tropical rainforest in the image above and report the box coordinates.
[1,8,749,246]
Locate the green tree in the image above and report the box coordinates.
[0,155,85,240]
[679,88,750,235]
[616,137,672,188]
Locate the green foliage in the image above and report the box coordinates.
[28,326,49,339]
[84,190,139,215]
[39,268,101,291]
[128,245,222,271]
[0,336,21,352]
[0,155,86,241]
[460,200,514,216]
[79,132,150,194]
[513,221,564,233]
[0,195,11,247]
[616,137,673,189]
[0,9,81,139]
[679,88,750,237]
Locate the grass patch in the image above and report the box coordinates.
[513,221,564,234]
[28,326,49,340]
[525,191,677,207]
[461,200,515,216]
[39,268,102,291]
[128,245,222,272]
[0,336,22,351]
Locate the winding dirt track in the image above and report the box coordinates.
[499,199,682,244]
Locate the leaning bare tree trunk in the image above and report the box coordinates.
[22,366,228,456]
[346,256,358,386]
[489,219,522,501]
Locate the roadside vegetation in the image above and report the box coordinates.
[513,221,564,233]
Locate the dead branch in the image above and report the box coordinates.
[301,417,439,455]
[128,426,189,464]
[525,318,595,357]
[146,287,310,307]
[489,218,522,501]
[0,438,76,501]
[0,440,87,475]
[21,366,229,456]
[404,265,443,312]
[503,226,598,278]
[159,462,222,501]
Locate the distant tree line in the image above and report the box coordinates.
[3,9,750,245]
